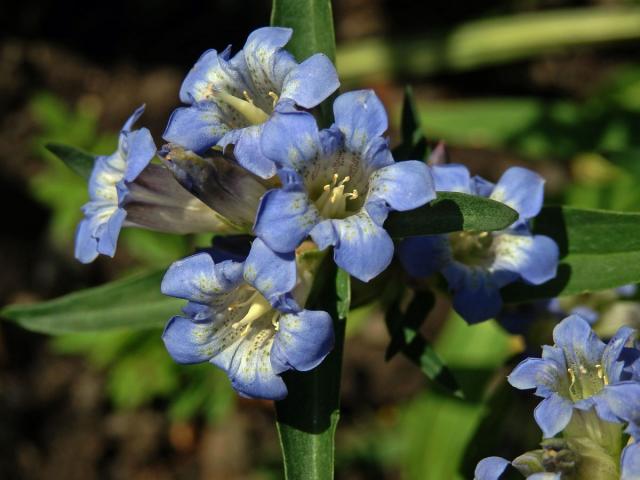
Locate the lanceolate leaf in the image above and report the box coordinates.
[46,142,96,180]
[502,206,640,302]
[386,191,519,238]
[393,85,428,161]
[1,269,179,334]
[270,0,336,63]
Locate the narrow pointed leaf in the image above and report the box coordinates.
[46,142,96,179]
[393,85,428,161]
[1,269,178,334]
[386,191,519,238]
[502,206,640,302]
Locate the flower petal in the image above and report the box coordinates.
[553,314,606,370]
[271,309,335,374]
[122,127,156,182]
[490,166,545,220]
[281,53,339,108]
[397,235,449,278]
[96,207,126,257]
[603,325,637,383]
[74,218,99,264]
[367,160,435,211]
[621,442,640,480]
[533,392,573,438]
[243,238,296,306]
[163,103,229,153]
[162,315,223,364]
[474,457,510,480]
[601,382,640,438]
[261,109,321,171]
[254,184,320,253]
[333,90,388,154]
[444,265,503,324]
[328,211,395,282]
[161,253,243,303]
[508,357,561,395]
[432,164,472,193]
[492,233,559,285]
[228,124,276,179]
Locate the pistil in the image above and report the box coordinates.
[209,88,270,125]
[315,173,359,219]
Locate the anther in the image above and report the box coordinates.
[242,90,254,104]
[268,91,279,108]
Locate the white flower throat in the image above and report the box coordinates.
[315,173,359,219]
[226,286,280,335]
[209,88,279,126]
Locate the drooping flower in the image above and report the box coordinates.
[75,106,239,264]
[163,26,339,179]
[75,105,155,263]
[161,238,334,400]
[398,164,558,324]
[253,89,435,282]
[508,314,638,438]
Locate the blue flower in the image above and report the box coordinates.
[621,442,640,480]
[163,26,339,179]
[253,89,435,282]
[474,456,561,480]
[75,105,156,263]
[161,238,334,400]
[398,164,559,324]
[508,314,638,438]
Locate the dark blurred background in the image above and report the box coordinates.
[2,0,640,478]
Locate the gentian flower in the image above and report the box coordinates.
[398,164,558,324]
[508,314,638,438]
[75,106,239,264]
[75,105,155,263]
[161,238,334,400]
[254,89,436,282]
[163,26,339,179]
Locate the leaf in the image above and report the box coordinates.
[1,269,180,334]
[45,142,96,179]
[502,206,640,302]
[335,268,351,320]
[393,85,428,161]
[385,290,461,396]
[270,0,336,63]
[386,191,519,238]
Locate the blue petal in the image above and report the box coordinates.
[271,309,334,374]
[228,124,276,179]
[179,47,246,104]
[617,284,638,297]
[96,207,126,257]
[74,218,99,264]
[121,128,156,182]
[281,53,339,108]
[568,306,598,325]
[553,314,606,370]
[215,328,288,400]
[474,457,510,480]
[601,382,640,437]
[122,104,146,132]
[492,233,559,285]
[432,164,472,193]
[162,315,222,364]
[243,238,296,306]
[603,326,636,383]
[621,442,640,480]
[161,253,243,303]
[490,167,545,220]
[254,184,320,254]
[163,103,229,153]
[397,235,449,278]
[261,109,321,171]
[315,211,395,282]
[508,357,560,396]
[444,265,503,324]
[533,392,573,437]
[333,90,388,154]
[242,27,295,96]
[367,160,436,211]
[472,176,495,197]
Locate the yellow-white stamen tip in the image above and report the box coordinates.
[268,91,279,108]
[242,90,254,104]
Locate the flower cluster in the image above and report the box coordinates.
[475,314,640,480]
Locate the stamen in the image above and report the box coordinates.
[271,312,280,331]
[568,367,576,390]
[345,189,359,200]
[268,91,279,108]
[208,88,269,125]
[242,90,254,104]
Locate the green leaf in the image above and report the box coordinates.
[45,142,96,179]
[502,206,640,302]
[1,269,180,334]
[270,0,336,63]
[393,85,428,161]
[336,268,351,320]
[386,191,519,238]
[385,290,461,396]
